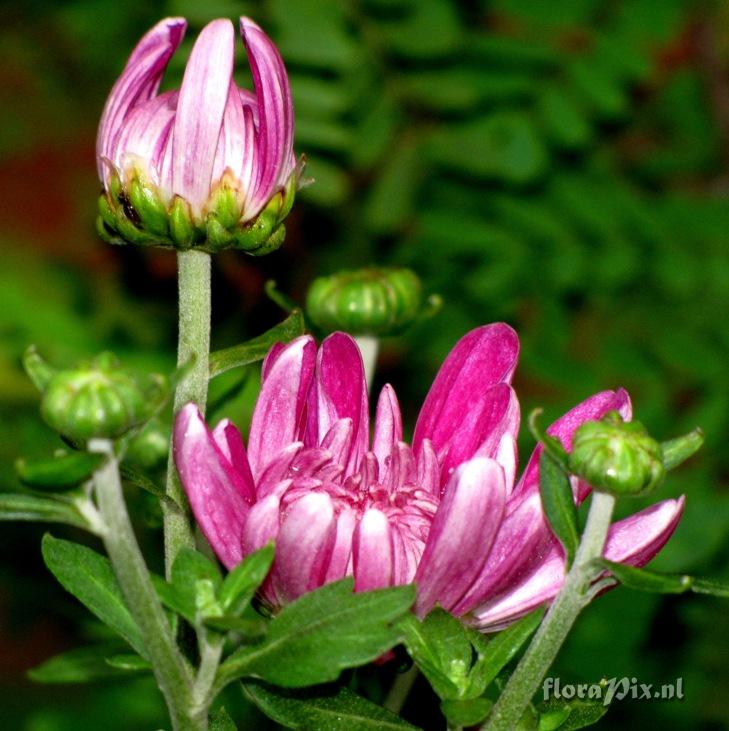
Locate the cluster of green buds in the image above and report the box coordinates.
[306,267,433,336]
[568,411,703,498]
[24,348,169,443]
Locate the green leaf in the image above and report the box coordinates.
[537,697,609,730]
[219,543,275,616]
[41,534,146,657]
[242,682,421,730]
[209,310,306,378]
[27,644,145,684]
[210,707,238,731]
[218,580,415,687]
[15,451,105,490]
[469,607,545,694]
[104,654,151,672]
[440,697,493,727]
[120,464,175,506]
[0,492,91,529]
[599,560,729,598]
[154,548,222,624]
[400,608,474,700]
[538,452,579,567]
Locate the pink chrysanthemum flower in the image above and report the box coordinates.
[174,325,683,630]
[96,16,298,252]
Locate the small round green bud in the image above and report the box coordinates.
[124,418,170,470]
[40,353,166,442]
[569,412,665,497]
[306,267,423,336]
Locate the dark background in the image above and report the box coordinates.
[1,0,729,728]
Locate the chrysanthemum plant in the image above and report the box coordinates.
[4,16,729,731]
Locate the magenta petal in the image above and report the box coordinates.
[97,18,186,182]
[272,493,336,602]
[240,17,294,215]
[325,507,357,582]
[173,404,249,569]
[413,324,519,460]
[372,385,404,474]
[440,383,519,484]
[452,492,551,615]
[211,419,255,503]
[308,333,369,473]
[248,336,316,479]
[320,418,354,468]
[353,509,393,591]
[241,487,288,556]
[415,458,506,616]
[417,439,440,495]
[172,19,235,214]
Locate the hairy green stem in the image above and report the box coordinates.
[164,249,212,577]
[90,439,203,731]
[482,491,616,731]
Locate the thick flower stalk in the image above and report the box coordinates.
[174,325,683,629]
[96,16,299,254]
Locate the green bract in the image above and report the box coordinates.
[569,411,665,497]
[97,169,298,255]
[306,267,423,336]
[35,352,168,442]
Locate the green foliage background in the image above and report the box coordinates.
[2,0,729,728]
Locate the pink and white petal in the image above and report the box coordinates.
[320,418,354,467]
[211,419,255,503]
[604,497,685,566]
[112,90,177,184]
[97,18,186,181]
[210,80,246,187]
[325,507,357,582]
[413,324,519,458]
[373,385,404,474]
[248,335,317,479]
[173,404,249,569]
[272,493,336,602]
[353,509,393,591]
[262,341,287,380]
[172,19,235,214]
[308,333,369,473]
[468,496,685,630]
[415,458,506,616]
[511,389,632,505]
[417,439,440,495]
[451,492,552,616]
[240,485,289,556]
[240,17,295,214]
[440,384,519,484]
[494,433,518,494]
[468,552,563,631]
[256,443,303,499]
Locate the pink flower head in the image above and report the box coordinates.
[174,325,684,630]
[97,17,295,223]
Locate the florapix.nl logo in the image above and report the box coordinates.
[543,677,685,706]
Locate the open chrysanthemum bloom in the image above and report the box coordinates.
[96,16,299,253]
[174,325,683,630]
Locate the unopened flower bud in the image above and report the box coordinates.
[39,353,168,442]
[569,411,665,497]
[306,267,424,336]
[96,17,301,254]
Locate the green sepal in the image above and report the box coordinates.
[97,193,117,229]
[209,184,242,230]
[128,176,169,237]
[232,208,277,251]
[661,427,704,471]
[15,451,105,490]
[169,196,195,248]
[22,345,57,392]
[538,451,579,567]
[206,217,235,250]
[246,223,286,256]
[528,409,569,469]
